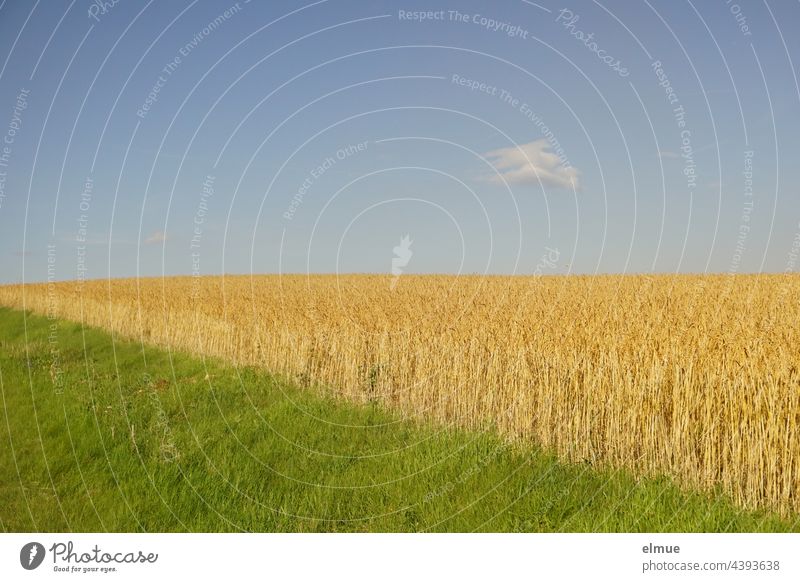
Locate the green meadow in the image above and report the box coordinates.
[0,307,796,532]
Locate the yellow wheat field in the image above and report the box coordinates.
[1,274,799,514]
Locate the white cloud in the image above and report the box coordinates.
[484,139,579,190]
[144,230,167,245]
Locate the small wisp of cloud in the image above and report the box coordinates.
[390,235,413,291]
[144,230,167,245]
[485,139,579,190]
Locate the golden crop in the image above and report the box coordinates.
[2,273,798,515]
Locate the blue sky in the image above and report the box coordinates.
[0,0,798,283]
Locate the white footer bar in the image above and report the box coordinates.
[1,533,797,581]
